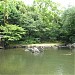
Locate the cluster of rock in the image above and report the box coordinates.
[66,43,75,49]
[1,43,75,50]
[57,43,75,49]
[25,46,44,53]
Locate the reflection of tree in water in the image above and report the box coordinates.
[56,64,63,75]
[32,50,44,56]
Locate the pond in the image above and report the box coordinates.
[0,48,74,75]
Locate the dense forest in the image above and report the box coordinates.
[0,0,75,46]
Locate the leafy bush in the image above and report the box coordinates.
[23,37,40,44]
[0,24,26,42]
[61,7,75,43]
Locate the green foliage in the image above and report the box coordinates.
[33,0,61,41]
[0,1,4,24]
[0,24,25,41]
[1,0,71,45]
[23,37,40,44]
[61,7,75,43]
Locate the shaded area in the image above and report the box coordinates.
[0,35,4,49]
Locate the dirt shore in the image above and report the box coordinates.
[7,43,62,48]
[27,43,61,47]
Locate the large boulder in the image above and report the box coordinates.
[27,47,40,53]
[72,43,75,48]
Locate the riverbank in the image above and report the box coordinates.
[1,42,75,49]
[27,43,61,47]
[0,46,4,49]
[7,43,62,49]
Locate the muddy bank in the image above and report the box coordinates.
[7,43,62,49]
[27,43,60,47]
[1,43,75,49]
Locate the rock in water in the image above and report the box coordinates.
[33,47,40,53]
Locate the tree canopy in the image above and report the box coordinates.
[0,0,75,46]
[61,7,75,43]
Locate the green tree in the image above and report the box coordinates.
[60,7,75,43]
[0,0,26,47]
[0,0,63,44]
[0,24,25,47]
[33,0,61,41]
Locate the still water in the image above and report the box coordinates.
[0,48,74,75]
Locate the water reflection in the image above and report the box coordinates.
[56,64,63,75]
[0,48,74,75]
[32,51,44,56]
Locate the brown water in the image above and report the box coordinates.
[0,48,74,75]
